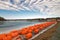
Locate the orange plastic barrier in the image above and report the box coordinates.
[25,33,32,39]
[0,21,56,40]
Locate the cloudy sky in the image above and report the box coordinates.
[0,0,60,19]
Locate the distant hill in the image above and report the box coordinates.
[0,16,60,21]
[0,17,6,21]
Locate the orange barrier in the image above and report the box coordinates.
[25,33,32,39]
[34,29,39,34]
[0,21,56,40]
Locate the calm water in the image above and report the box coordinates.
[0,21,43,34]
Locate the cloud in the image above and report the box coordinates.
[0,0,60,16]
[0,1,25,11]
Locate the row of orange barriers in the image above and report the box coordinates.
[0,21,56,40]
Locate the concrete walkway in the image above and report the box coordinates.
[33,21,60,40]
[49,21,60,40]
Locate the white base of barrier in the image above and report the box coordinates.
[29,22,57,40]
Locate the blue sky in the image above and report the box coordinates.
[0,9,48,19]
[0,0,60,19]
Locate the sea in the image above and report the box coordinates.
[0,21,43,34]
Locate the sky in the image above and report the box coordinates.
[0,0,60,19]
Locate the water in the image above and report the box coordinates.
[0,21,43,34]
